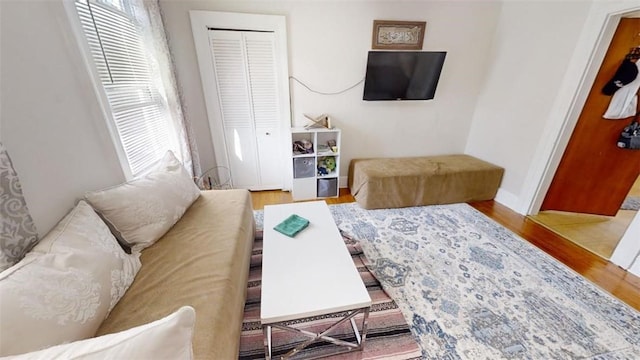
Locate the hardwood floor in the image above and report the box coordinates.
[528,209,635,259]
[250,188,355,210]
[527,175,640,260]
[250,190,640,311]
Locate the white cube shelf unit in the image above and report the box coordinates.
[291,127,341,200]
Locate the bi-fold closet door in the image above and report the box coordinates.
[208,29,282,190]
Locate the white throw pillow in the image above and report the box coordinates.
[1,306,195,360]
[0,201,141,357]
[84,150,201,251]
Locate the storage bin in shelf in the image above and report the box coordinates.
[293,157,315,178]
[317,178,338,197]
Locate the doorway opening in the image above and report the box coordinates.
[528,15,640,260]
[529,175,639,259]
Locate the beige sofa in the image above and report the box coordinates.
[0,148,254,358]
[96,189,255,359]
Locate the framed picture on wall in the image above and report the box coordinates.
[372,20,426,50]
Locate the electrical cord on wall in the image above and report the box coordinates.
[289,75,365,95]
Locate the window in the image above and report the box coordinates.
[73,0,180,178]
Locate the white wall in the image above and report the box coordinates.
[629,249,640,277]
[0,0,631,252]
[465,0,592,210]
[0,0,125,235]
[159,0,502,175]
[610,212,640,271]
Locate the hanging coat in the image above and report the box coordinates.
[602,58,639,95]
[603,60,640,119]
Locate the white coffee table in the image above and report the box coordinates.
[261,201,372,359]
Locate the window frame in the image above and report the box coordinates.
[63,0,178,180]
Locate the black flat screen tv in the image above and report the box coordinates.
[363,51,446,101]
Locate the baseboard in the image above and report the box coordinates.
[339,176,348,188]
[494,188,522,214]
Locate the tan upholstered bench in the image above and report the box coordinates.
[348,154,504,210]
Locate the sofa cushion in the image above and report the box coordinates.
[96,190,255,360]
[6,306,195,360]
[0,142,39,271]
[0,201,141,356]
[84,150,200,252]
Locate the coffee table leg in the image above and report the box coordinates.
[349,307,369,348]
[360,307,370,348]
[350,317,361,344]
[263,325,272,360]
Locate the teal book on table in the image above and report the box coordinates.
[274,214,309,237]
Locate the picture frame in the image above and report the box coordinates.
[371,20,426,50]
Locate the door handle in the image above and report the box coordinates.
[265,132,270,135]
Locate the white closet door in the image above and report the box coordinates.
[209,30,260,189]
[245,32,282,188]
[208,30,282,190]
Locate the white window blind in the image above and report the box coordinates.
[74,0,178,177]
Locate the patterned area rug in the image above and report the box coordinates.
[238,231,422,359]
[254,203,640,359]
[621,195,640,211]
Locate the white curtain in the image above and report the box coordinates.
[138,0,201,178]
